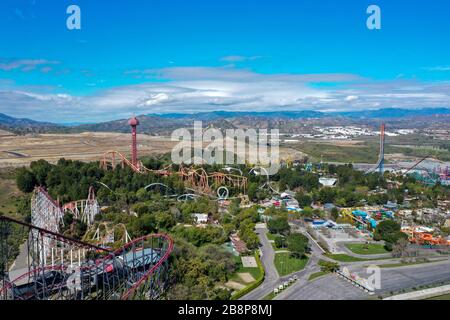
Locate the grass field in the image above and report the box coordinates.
[233,264,262,281]
[290,140,379,163]
[325,253,391,262]
[266,232,277,241]
[262,291,276,300]
[345,243,389,255]
[271,243,289,252]
[0,171,21,216]
[230,256,263,284]
[426,293,450,300]
[377,259,445,269]
[286,134,450,163]
[308,271,329,281]
[274,253,308,277]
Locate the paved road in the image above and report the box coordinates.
[241,224,323,300]
[242,222,450,300]
[241,225,279,300]
[9,241,29,272]
[277,256,450,300]
[276,273,369,300]
[348,259,450,294]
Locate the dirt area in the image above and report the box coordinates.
[225,280,246,290]
[279,147,307,160]
[0,129,15,137]
[0,132,177,168]
[241,256,257,268]
[308,139,366,146]
[0,131,300,168]
[237,272,256,283]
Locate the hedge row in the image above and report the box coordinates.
[230,252,265,300]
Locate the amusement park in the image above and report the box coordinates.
[1,0,450,312]
[1,114,449,302]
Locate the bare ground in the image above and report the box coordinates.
[0,131,301,168]
[0,132,177,168]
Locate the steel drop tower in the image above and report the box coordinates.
[128,116,140,169]
[376,123,385,174]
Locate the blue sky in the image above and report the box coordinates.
[0,0,449,123]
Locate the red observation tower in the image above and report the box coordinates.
[128,116,140,169]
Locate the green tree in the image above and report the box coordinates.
[287,233,309,258]
[274,235,286,248]
[318,187,336,204]
[330,207,339,221]
[318,260,339,273]
[302,206,313,218]
[247,182,258,201]
[30,159,52,186]
[295,193,312,208]
[373,220,408,251]
[16,168,36,193]
[267,217,290,235]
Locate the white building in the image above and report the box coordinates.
[319,177,337,187]
[192,213,209,224]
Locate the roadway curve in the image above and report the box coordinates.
[240,225,279,300]
[240,219,450,300]
[241,223,326,300]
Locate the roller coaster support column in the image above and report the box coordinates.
[379,123,385,174]
[128,116,140,169]
[0,218,9,299]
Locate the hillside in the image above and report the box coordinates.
[0,113,60,134]
[1,108,450,135]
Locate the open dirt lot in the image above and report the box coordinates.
[0,131,301,168]
[0,132,177,168]
[238,272,256,283]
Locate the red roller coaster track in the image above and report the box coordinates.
[100,151,248,194]
[0,215,174,300]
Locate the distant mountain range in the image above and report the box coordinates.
[336,108,450,119]
[150,108,450,120]
[0,113,61,133]
[1,108,449,134]
[150,110,326,120]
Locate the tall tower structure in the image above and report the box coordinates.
[128,116,140,169]
[376,123,385,174]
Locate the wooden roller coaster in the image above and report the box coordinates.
[85,222,132,246]
[62,187,100,227]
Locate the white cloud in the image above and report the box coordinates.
[345,95,359,102]
[0,59,60,72]
[423,66,450,72]
[220,55,262,62]
[0,66,449,123]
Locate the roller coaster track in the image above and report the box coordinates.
[249,166,280,194]
[62,187,100,227]
[87,222,132,245]
[403,155,431,175]
[366,123,385,174]
[0,216,173,300]
[100,150,172,176]
[100,151,247,195]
